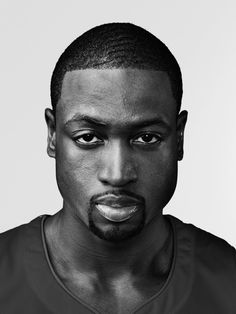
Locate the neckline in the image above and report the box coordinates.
[40,214,178,313]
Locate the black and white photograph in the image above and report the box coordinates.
[0,1,235,313]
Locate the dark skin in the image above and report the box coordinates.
[45,69,187,313]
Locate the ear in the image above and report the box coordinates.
[176,110,188,161]
[45,108,56,158]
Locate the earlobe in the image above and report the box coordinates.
[45,108,56,158]
[177,110,188,161]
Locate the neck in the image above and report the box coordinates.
[44,207,173,277]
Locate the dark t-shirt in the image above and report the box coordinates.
[0,215,235,314]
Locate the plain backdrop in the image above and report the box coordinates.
[0,0,235,247]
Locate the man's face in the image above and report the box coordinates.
[46,69,187,242]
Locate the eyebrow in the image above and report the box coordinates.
[65,115,108,128]
[64,114,171,130]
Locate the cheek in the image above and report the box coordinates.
[55,139,100,206]
[141,151,177,189]
[138,144,178,209]
[140,139,177,176]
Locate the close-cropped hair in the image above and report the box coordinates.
[50,22,183,112]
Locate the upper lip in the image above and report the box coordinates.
[94,195,143,208]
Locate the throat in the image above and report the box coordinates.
[43,211,174,274]
[43,213,174,313]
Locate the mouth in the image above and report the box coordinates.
[95,204,139,222]
[93,193,144,223]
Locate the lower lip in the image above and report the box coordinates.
[95,204,140,222]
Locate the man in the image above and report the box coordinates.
[0,23,235,314]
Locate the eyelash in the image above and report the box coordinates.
[133,133,162,145]
[74,132,103,145]
[73,131,162,147]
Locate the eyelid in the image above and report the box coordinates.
[72,129,94,136]
[132,132,162,142]
[72,130,104,144]
[71,129,162,146]
[72,129,102,137]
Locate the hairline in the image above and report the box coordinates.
[54,66,180,115]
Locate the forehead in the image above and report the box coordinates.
[57,69,176,124]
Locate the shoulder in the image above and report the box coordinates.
[169,214,236,276]
[169,214,235,252]
[0,216,45,289]
[0,216,54,312]
[0,216,42,244]
[0,216,44,267]
[166,215,236,311]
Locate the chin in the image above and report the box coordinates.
[88,207,146,243]
[89,219,145,242]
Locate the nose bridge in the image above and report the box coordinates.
[98,139,137,185]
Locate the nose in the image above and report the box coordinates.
[98,140,138,187]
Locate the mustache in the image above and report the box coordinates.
[90,189,145,205]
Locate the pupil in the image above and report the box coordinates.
[84,134,94,141]
[143,134,152,142]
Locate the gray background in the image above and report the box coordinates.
[0,0,235,246]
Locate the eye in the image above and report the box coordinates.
[74,132,103,145]
[133,133,162,144]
